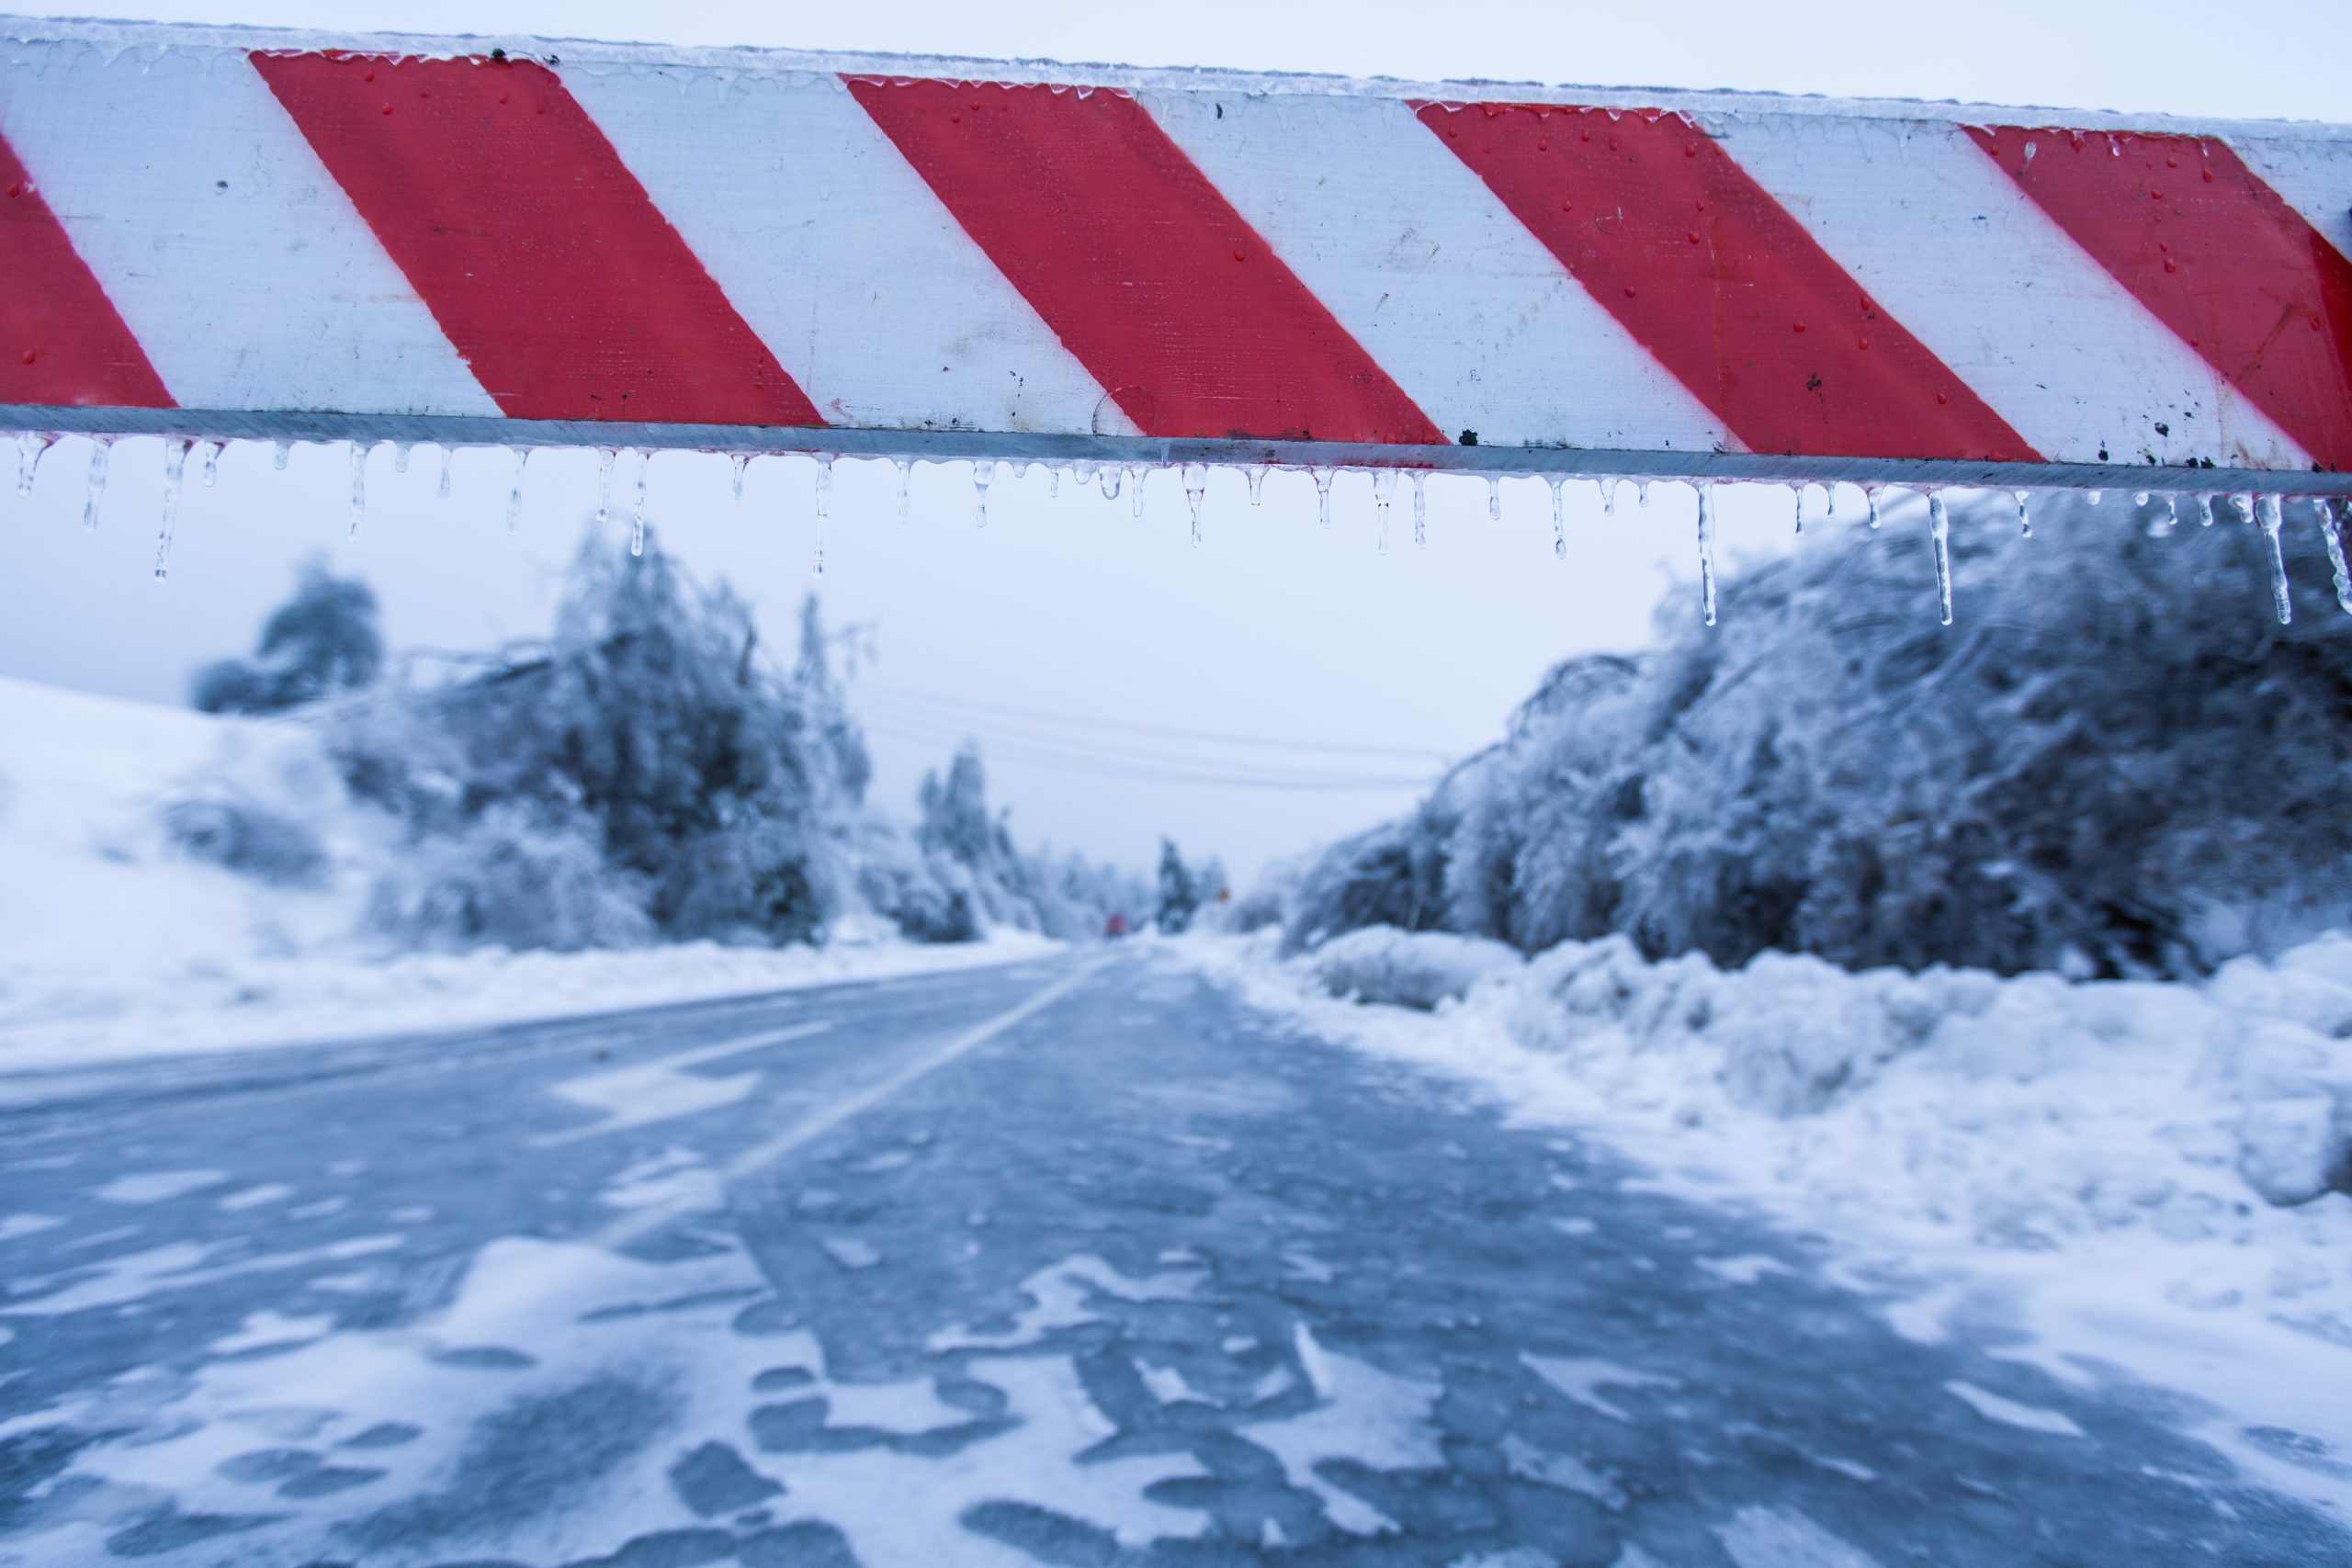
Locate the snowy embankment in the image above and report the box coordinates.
[0,674,1056,1075]
[1185,925,2352,1506]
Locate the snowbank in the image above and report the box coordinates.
[1305,925,1524,1010]
[1183,928,2352,1509]
[0,675,1058,1074]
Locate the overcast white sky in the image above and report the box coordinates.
[3,1,2346,879]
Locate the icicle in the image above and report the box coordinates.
[1098,466,1122,502]
[2255,494,2291,624]
[1928,491,1954,626]
[2197,494,2216,527]
[1636,479,1651,509]
[152,438,188,581]
[347,442,368,540]
[1864,484,1882,529]
[2230,492,2253,525]
[1313,467,1333,527]
[594,447,616,528]
[1010,459,1029,481]
[1696,482,1719,626]
[1048,464,1061,500]
[2147,493,2177,538]
[2317,499,2352,618]
[391,442,411,475]
[629,449,650,558]
[1182,461,1206,546]
[1248,466,1268,507]
[2010,489,2030,536]
[1372,468,1396,554]
[16,432,51,493]
[1128,464,1146,519]
[970,457,991,529]
[272,437,291,472]
[1410,471,1427,548]
[1825,484,1838,521]
[894,457,911,525]
[190,439,218,489]
[81,438,111,531]
[814,454,835,573]
[1548,477,1566,558]
[1792,482,1804,536]
[436,445,454,502]
[1486,474,1501,522]
[505,447,527,536]
[729,452,749,502]
[1600,477,1619,515]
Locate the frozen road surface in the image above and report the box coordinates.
[1,950,2344,1566]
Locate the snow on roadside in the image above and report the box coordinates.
[1179,928,2352,1514]
[0,673,1060,1076]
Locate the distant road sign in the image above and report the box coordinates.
[1,19,2346,496]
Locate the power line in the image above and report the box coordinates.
[860,680,1453,762]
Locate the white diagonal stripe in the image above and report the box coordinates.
[1713,112,2306,470]
[569,68,1136,439]
[1150,88,1733,457]
[0,39,494,415]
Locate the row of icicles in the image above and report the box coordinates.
[14,431,2351,630]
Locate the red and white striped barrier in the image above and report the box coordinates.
[2,20,2347,495]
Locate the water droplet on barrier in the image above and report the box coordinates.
[1928,491,1953,626]
[1636,479,1651,509]
[391,441,411,475]
[1313,467,1333,528]
[2086,489,2102,505]
[505,447,527,536]
[594,446,616,528]
[2197,494,2216,527]
[2255,494,2291,623]
[272,437,291,471]
[1182,462,1206,546]
[971,457,992,529]
[1099,466,1122,502]
[1696,481,1718,626]
[1410,471,1427,548]
[629,449,650,557]
[152,437,188,580]
[15,432,50,493]
[82,437,111,531]
[348,442,368,539]
[729,452,749,502]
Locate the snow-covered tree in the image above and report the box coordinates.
[1291,491,2352,977]
[192,559,382,714]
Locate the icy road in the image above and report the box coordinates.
[1,950,2344,1566]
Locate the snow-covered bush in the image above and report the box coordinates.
[1293,491,2352,977]
[363,802,653,953]
[1306,926,1524,1010]
[163,796,327,888]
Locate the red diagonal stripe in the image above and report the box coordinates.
[846,77,1444,446]
[1969,127,2352,471]
[0,132,172,409]
[1422,103,2033,463]
[251,51,819,427]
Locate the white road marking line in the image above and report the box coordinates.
[594,957,1111,1252]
